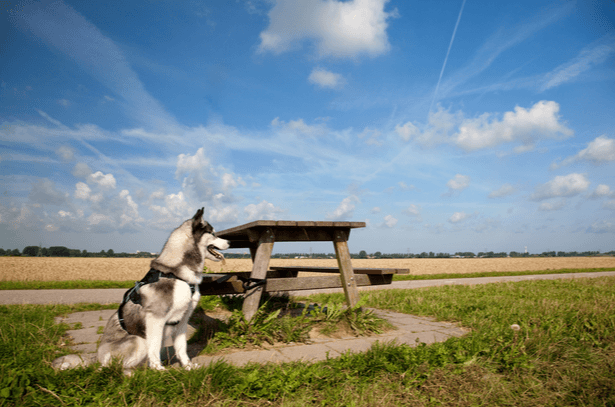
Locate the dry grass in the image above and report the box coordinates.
[1,256,614,282]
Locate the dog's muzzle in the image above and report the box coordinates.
[207,244,224,260]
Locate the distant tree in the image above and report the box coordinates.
[107,249,115,257]
[82,249,88,257]
[48,246,70,257]
[358,250,368,259]
[22,246,39,256]
[0,248,5,256]
[11,249,21,256]
[373,251,382,258]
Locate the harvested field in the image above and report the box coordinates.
[1,256,614,281]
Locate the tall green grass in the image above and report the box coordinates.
[1,277,614,406]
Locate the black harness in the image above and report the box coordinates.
[117,268,197,332]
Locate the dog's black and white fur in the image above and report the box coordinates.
[96,208,229,370]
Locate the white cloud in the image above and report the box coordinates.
[88,171,116,189]
[36,109,63,127]
[308,67,346,89]
[87,213,115,232]
[538,199,566,211]
[394,121,421,142]
[57,98,70,107]
[398,182,414,191]
[176,147,211,177]
[72,162,92,179]
[28,179,68,206]
[396,101,573,152]
[602,200,615,211]
[244,200,284,221]
[116,190,142,230]
[258,0,397,59]
[577,136,615,163]
[449,211,470,223]
[587,220,615,233]
[271,117,327,137]
[403,204,421,218]
[208,206,239,224]
[488,183,516,198]
[74,182,92,200]
[540,34,615,91]
[176,148,216,201]
[396,105,459,147]
[530,173,590,201]
[589,184,613,199]
[358,127,382,146]
[56,146,75,162]
[371,207,381,214]
[444,174,470,196]
[149,188,165,201]
[165,191,191,217]
[454,101,573,151]
[552,136,615,169]
[383,214,397,228]
[326,195,359,220]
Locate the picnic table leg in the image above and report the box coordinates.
[333,229,359,308]
[242,228,274,321]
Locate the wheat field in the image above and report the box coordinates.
[1,256,614,282]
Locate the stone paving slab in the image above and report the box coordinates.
[50,307,468,368]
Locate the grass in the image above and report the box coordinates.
[2,276,615,406]
[190,294,392,355]
[1,267,613,290]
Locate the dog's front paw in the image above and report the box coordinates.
[184,361,199,370]
[149,362,166,371]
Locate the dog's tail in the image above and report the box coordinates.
[51,354,95,370]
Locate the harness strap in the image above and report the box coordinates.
[117,268,197,332]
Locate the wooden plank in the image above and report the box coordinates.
[270,266,409,275]
[216,221,366,241]
[242,228,274,321]
[333,231,359,308]
[266,274,392,291]
[198,274,393,295]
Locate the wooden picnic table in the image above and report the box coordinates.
[204,221,408,321]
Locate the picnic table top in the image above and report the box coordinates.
[216,220,366,243]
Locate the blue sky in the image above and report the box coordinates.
[1,0,614,255]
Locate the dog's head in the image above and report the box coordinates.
[190,207,229,262]
[151,208,229,283]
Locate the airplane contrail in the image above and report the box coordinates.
[429,0,467,114]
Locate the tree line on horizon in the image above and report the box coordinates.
[0,246,612,259]
[1,246,156,258]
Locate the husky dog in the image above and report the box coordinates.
[96,208,229,370]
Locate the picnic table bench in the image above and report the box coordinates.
[199,220,409,320]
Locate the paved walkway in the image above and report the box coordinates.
[3,271,614,305]
[7,271,615,368]
[52,308,468,368]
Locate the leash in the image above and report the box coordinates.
[215,273,267,291]
[117,268,197,333]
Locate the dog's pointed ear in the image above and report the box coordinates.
[193,207,204,221]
